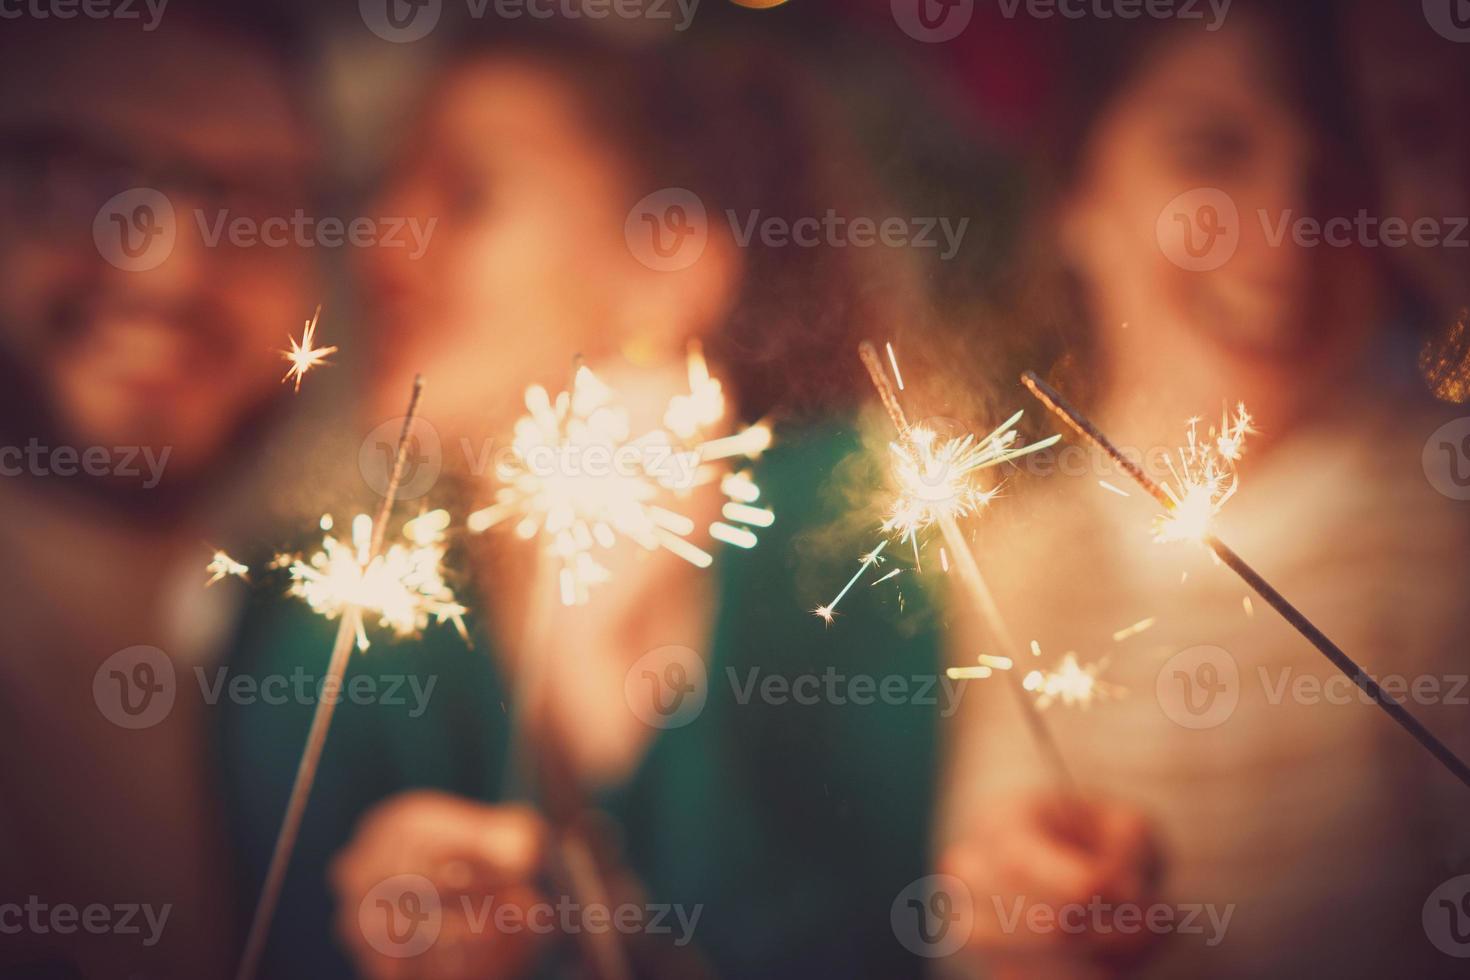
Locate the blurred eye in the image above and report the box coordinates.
[1166,117,1254,181]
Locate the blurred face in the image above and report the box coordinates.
[1061,19,1375,365]
[0,22,315,482]
[366,57,666,444]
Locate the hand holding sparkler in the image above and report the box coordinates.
[329,792,551,980]
[817,342,1082,788]
[940,792,1164,975]
[1021,370,1470,791]
[236,376,464,980]
[468,347,759,980]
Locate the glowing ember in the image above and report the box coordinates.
[279,306,338,392]
[276,509,467,650]
[469,346,771,606]
[1022,652,1121,710]
[1111,617,1156,643]
[1153,404,1253,544]
[205,550,249,585]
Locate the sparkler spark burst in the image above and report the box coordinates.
[279,307,338,392]
[205,550,249,585]
[1153,403,1253,544]
[948,643,1121,710]
[276,509,467,651]
[468,345,772,607]
[1022,652,1121,710]
[814,342,1059,621]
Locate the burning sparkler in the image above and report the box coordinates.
[205,550,249,585]
[1153,404,1254,543]
[468,345,772,606]
[1021,370,1470,791]
[818,342,1078,789]
[279,306,338,392]
[472,345,765,980]
[1022,653,1123,711]
[236,377,433,980]
[275,509,467,651]
[813,343,1059,620]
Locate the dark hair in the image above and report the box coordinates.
[435,20,932,424]
[998,0,1380,401]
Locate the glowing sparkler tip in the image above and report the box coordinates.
[1153,404,1252,544]
[205,550,249,585]
[477,343,768,605]
[1026,652,1121,710]
[279,306,338,392]
[280,511,466,651]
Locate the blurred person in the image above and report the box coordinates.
[939,5,1470,979]
[219,20,979,980]
[0,8,317,979]
[1344,0,1470,402]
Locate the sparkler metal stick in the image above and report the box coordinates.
[236,376,425,980]
[1021,370,1470,791]
[499,556,634,980]
[854,343,1076,790]
[935,511,1078,791]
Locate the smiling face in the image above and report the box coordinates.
[1060,18,1377,371]
[0,20,316,483]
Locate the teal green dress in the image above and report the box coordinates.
[216,422,943,978]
